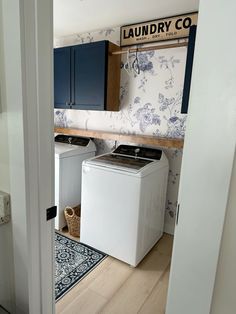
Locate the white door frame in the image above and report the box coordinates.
[2,0,54,313]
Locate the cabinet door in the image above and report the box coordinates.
[54,47,71,108]
[181,25,197,114]
[72,41,107,110]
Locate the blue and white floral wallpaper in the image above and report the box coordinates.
[54,27,187,235]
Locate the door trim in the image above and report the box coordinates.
[2,0,54,313]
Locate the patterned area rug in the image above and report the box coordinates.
[55,232,106,301]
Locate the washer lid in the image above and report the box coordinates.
[55,135,96,158]
[87,153,153,172]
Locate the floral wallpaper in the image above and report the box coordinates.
[54,27,187,235]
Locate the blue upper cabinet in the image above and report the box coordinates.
[54,47,71,108]
[54,40,121,111]
[72,41,107,110]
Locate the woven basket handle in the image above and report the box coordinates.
[65,206,75,217]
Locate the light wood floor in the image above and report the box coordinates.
[56,231,173,314]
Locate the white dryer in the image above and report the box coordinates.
[55,134,96,230]
[80,145,169,266]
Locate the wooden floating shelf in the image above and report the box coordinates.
[54,127,184,149]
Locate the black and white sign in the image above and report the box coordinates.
[121,12,198,46]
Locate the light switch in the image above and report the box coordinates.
[0,191,10,225]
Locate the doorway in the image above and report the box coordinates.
[52,0,236,314]
[53,3,186,312]
[1,0,236,313]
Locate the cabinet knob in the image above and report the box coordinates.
[65,101,70,106]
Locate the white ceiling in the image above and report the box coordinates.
[54,0,199,38]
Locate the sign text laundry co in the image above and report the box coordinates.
[121,12,198,46]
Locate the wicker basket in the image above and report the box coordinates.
[64,205,81,237]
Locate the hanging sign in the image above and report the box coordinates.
[120,12,198,47]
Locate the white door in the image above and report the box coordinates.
[1,0,55,313]
[166,0,236,313]
[0,4,15,313]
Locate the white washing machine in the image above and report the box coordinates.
[55,134,96,230]
[80,145,169,266]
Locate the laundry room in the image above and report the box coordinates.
[54,16,193,233]
[1,0,236,313]
[52,0,199,310]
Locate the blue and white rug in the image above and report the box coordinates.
[55,232,107,300]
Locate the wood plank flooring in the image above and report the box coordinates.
[56,232,173,314]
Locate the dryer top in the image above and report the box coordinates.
[55,135,96,158]
[55,134,90,146]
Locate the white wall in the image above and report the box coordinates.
[0,2,15,312]
[210,151,236,314]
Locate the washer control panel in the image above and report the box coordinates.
[55,135,90,146]
[113,145,162,160]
